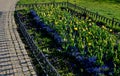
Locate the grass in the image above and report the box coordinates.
[76,0,120,21]
[18,0,120,20]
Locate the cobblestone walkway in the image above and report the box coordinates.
[0,0,37,76]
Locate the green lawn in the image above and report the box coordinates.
[76,0,120,21]
[17,0,120,21]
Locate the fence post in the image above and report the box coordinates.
[74,0,76,11]
[96,12,98,21]
[112,18,114,27]
[67,0,68,8]
[54,0,55,7]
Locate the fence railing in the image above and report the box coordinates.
[67,2,120,28]
[15,12,60,76]
[16,2,67,9]
[16,1,120,29]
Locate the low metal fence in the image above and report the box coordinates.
[16,2,120,29]
[67,2,120,27]
[16,12,60,76]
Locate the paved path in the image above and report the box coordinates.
[0,0,37,76]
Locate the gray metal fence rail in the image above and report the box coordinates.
[67,2,120,27]
[16,2,120,28]
[16,13,60,76]
[16,2,67,9]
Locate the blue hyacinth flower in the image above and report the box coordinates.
[30,10,37,17]
[69,46,79,52]
[108,72,113,76]
[18,13,22,17]
[54,36,62,44]
[72,52,80,57]
[84,45,88,54]
[76,56,83,62]
[39,22,45,28]
[57,47,62,52]
[53,32,58,37]
[70,63,75,68]
[101,65,109,71]
[33,16,40,20]
[33,16,40,25]
[86,67,94,73]
[88,56,97,63]
[67,46,73,51]
[93,67,101,73]
[43,26,54,33]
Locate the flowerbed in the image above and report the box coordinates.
[17,5,120,76]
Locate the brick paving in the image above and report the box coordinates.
[0,0,37,76]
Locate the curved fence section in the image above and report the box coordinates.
[15,12,60,76]
[67,2,120,28]
[16,2,120,29]
[16,2,67,9]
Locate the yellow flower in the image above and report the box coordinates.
[64,21,66,24]
[89,23,92,26]
[102,26,107,30]
[104,27,107,30]
[48,14,50,17]
[86,16,89,20]
[79,21,81,24]
[74,27,78,31]
[88,32,92,35]
[82,45,84,48]
[88,19,92,21]
[110,29,112,32]
[64,38,67,42]
[83,28,86,31]
[92,22,94,24]
[76,21,79,24]
[71,38,74,41]
[88,43,92,46]
[55,21,58,25]
[43,13,45,16]
[86,28,88,30]
[82,20,85,23]
[59,20,62,22]
[102,26,105,28]
[86,37,88,41]
[70,21,72,24]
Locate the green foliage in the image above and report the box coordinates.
[32,5,120,71]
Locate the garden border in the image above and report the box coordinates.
[15,12,60,76]
[15,1,120,76]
